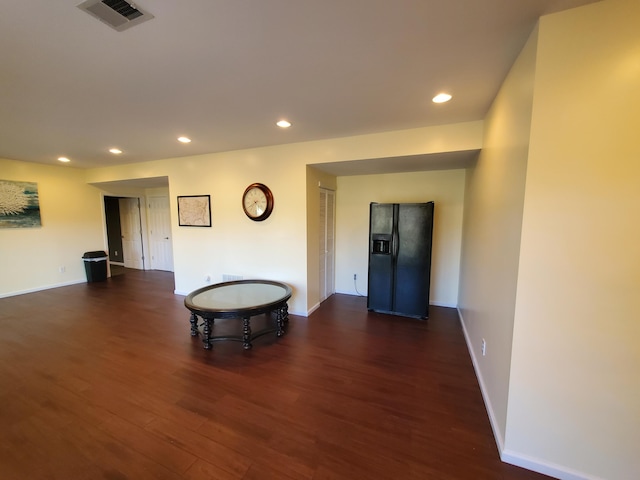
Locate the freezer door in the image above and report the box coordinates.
[394,203,433,318]
[367,203,394,312]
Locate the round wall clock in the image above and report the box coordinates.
[242,183,274,221]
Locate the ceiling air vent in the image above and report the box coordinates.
[77,0,154,32]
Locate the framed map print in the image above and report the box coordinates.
[177,195,211,227]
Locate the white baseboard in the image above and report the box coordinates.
[334,289,360,296]
[0,279,87,299]
[458,307,600,480]
[307,301,320,316]
[430,300,457,308]
[501,450,600,480]
[333,291,456,309]
[457,307,505,453]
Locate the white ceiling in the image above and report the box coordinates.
[1,0,599,174]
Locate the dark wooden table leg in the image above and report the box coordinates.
[276,307,285,337]
[242,317,252,349]
[189,313,199,336]
[202,318,213,350]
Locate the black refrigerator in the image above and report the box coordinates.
[367,202,434,319]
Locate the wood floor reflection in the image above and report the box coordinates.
[0,270,550,479]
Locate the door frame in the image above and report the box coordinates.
[102,193,150,273]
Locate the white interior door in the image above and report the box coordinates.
[119,198,144,270]
[147,195,174,272]
[319,188,336,302]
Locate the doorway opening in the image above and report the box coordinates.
[104,196,145,275]
[95,176,174,280]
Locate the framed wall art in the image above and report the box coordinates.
[0,180,42,228]
[177,195,211,227]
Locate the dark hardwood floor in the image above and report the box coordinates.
[0,270,550,479]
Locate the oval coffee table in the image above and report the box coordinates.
[184,280,292,350]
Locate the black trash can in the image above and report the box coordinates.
[82,251,108,282]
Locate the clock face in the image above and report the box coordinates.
[242,183,273,221]
[244,187,267,217]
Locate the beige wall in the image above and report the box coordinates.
[335,169,466,307]
[460,1,639,478]
[457,25,537,448]
[84,148,311,316]
[3,2,637,477]
[1,123,480,312]
[505,1,640,478]
[0,159,105,296]
[85,124,481,316]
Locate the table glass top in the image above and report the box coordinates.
[189,282,289,310]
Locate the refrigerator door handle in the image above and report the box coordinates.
[392,228,399,258]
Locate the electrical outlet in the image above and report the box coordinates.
[354,273,357,280]
[482,338,486,356]
[58,266,66,273]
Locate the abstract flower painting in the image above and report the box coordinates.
[0,180,42,228]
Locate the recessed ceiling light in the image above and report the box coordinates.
[276,120,291,128]
[58,157,70,163]
[109,148,122,154]
[178,136,192,143]
[432,93,452,103]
